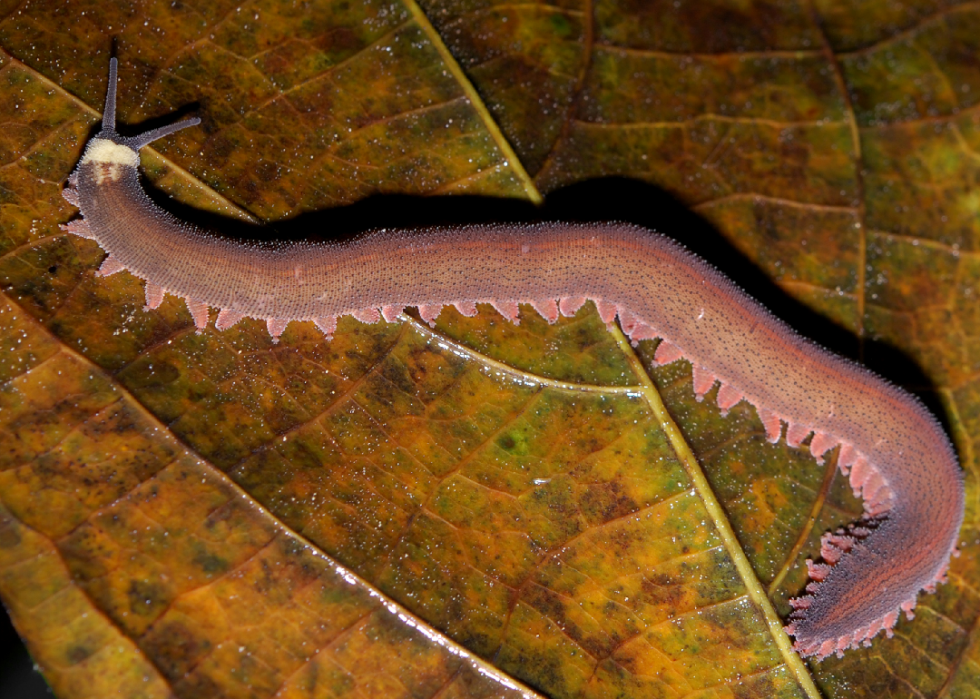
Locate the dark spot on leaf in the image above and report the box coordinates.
[122,359,181,389]
[66,643,94,664]
[141,620,211,680]
[196,553,228,575]
[0,520,21,550]
[127,579,166,616]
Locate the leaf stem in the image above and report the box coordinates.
[611,329,823,699]
[403,0,543,204]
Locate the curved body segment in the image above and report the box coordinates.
[62,59,965,661]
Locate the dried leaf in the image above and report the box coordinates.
[1,2,979,698]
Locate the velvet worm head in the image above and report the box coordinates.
[61,57,965,661]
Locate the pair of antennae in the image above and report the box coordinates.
[100,57,201,149]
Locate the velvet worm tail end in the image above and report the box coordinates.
[60,57,965,662]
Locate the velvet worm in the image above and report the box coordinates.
[61,58,964,661]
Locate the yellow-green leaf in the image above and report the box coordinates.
[1,2,979,698]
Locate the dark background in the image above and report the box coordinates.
[1,609,49,697]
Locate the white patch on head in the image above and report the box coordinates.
[81,138,138,183]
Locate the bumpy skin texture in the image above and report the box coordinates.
[63,59,965,661]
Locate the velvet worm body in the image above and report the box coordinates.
[62,58,964,661]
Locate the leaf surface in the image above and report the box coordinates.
[0,2,979,698]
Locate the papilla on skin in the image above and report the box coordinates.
[61,57,964,661]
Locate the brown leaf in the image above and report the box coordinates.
[1,2,979,698]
